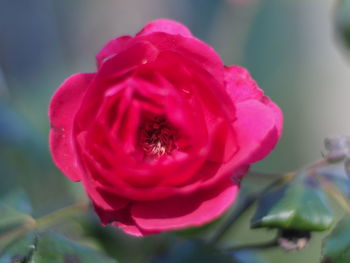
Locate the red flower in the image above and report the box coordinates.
[49,19,283,236]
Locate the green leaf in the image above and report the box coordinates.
[28,233,116,263]
[251,174,335,231]
[152,240,236,263]
[0,189,34,235]
[335,0,350,50]
[0,232,37,263]
[0,204,34,235]
[1,189,32,215]
[321,215,350,263]
[152,239,267,263]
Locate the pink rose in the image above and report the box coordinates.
[49,19,283,236]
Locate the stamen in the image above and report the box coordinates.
[139,116,177,158]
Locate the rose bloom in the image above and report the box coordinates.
[49,19,282,236]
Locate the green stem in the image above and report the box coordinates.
[321,180,350,212]
[35,201,90,230]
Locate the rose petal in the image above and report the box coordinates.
[206,120,238,163]
[137,19,193,38]
[262,96,283,137]
[88,184,129,215]
[233,100,281,164]
[94,203,158,236]
[96,36,132,68]
[131,180,238,232]
[224,65,283,137]
[74,40,160,133]
[49,73,95,181]
[138,33,224,89]
[224,65,264,103]
[94,204,144,237]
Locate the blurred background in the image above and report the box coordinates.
[0,0,349,262]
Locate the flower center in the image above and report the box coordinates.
[139,116,177,158]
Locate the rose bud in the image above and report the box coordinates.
[49,19,283,236]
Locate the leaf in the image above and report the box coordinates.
[0,232,37,263]
[230,249,267,263]
[251,173,335,231]
[318,163,350,199]
[0,190,34,236]
[1,189,32,215]
[335,0,350,51]
[321,215,350,263]
[0,204,33,235]
[0,190,34,250]
[28,232,117,263]
[152,240,236,263]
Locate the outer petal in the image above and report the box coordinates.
[233,100,281,164]
[93,204,143,236]
[137,19,193,38]
[49,73,95,181]
[224,65,263,103]
[131,180,238,232]
[224,65,283,158]
[262,96,283,137]
[94,203,159,236]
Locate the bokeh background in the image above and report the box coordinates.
[0,0,349,262]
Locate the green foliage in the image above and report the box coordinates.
[0,232,37,263]
[251,174,335,231]
[28,233,116,263]
[335,0,350,50]
[0,204,33,235]
[318,162,350,200]
[152,239,266,263]
[0,190,34,241]
[321,215,350,263]
[1,189,33,215]
[0,232,117,263]
[0,190,117,263]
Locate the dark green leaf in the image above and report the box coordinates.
[28,233,116,263]
[0,232,37,263]
[321,215,350,263]
[152,240,235,263]
[251,174,335,231]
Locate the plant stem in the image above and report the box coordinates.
[321,180,350,212]
[35,201,90,230]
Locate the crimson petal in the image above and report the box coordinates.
[49,73,95,181]
[131,180,238,232]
